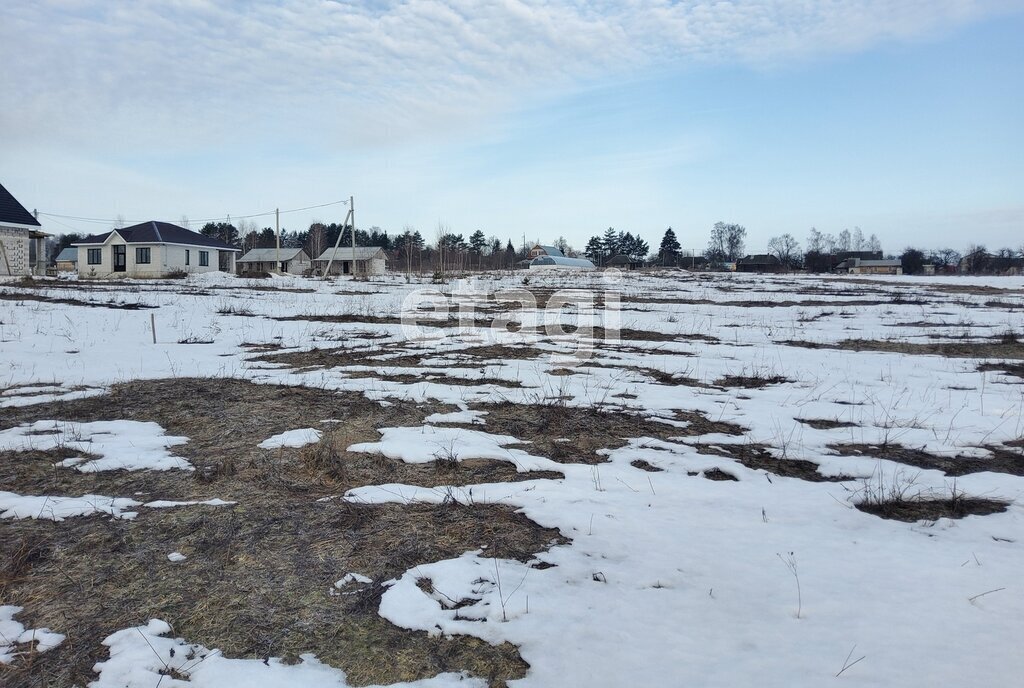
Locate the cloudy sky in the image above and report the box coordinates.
[2,1,1022,253]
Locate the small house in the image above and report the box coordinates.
[0,182,49,277]
[315,246,387,276]
[73,221,240,278]
[55,247,78,272]
[237,247,312,276]
[835,258,902,275]
[736,254,784,273]
[527,244,564,260]
[606,254,643,270]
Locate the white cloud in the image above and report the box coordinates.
[3,0,1019,154]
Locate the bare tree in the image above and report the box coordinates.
[851,227,864,251]
[866,233,882,253]
[836,228,851,252]
[308,222,326,262]
[180,215,190,230]
[806,227,823,253]
[706,222,747,262]
[768,234,801,268]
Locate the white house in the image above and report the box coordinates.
[0,182,49,277]
[835,257,903,275]
[73,221,240,278]
[237,247,312,276]
[314,246,387,276]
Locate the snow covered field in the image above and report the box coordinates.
[1,270,1023,687]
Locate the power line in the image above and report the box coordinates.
[37,198,349,226]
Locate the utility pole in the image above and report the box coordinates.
[275,208,280,273]
[350,195,356,278]
[322,197,354,280]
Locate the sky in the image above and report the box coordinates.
[2,0,1023,255]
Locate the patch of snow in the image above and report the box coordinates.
[167,552,187,562]
[0,420,191,471]
[0,491,140,521]
[144,498,235,508]
[90,619,484,687]
[335,572,373,587]
[0,606,64,663]
[258,428,323,449]
[424,409,488,425]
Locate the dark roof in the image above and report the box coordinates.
[73,221,239,250]
[607,254,633,265]
[737,254,781,265]
[0,183,41,227]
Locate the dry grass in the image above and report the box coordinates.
[830,443,1024,477]
[0,290,156,310]
[458,404,743,465]
[691,443,855,482]
[978,361,1024,380]
[780,337,1024,360]
[0,378,568,688]
[342,370,525,389]
[796,418,859,430]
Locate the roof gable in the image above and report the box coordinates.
[0,183,41,227]
[239,247,308,262]
[315,247,386,261]
[73,221,239,250]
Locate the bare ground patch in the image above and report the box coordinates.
[460,404,743,464]
[0,378,570,687]
[855,496,1009,521]
[342,370,525,389]
[978,361,1024,380]
[691,443,854,482]
[797,418,859,430]
[780,337,1024,360]
[0,290,156,310]
[830,443,1024,477]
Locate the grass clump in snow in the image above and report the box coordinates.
[851,471,1010,522]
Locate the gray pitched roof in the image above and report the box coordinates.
[238,247,308,263]
[0,183,41,227]
[530,255,595,268]
[74,221,240,250]
[537,245,564,257]
[55,247,78,262]
[315,247,386,261]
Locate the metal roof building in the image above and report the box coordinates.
[529,255,596,270]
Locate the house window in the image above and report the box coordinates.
[185,250,190,266]
[87,248,102,265]
[199,251,209,267]
[136,247,151,264]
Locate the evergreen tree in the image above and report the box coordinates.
[469,230,487,254]
[601,227,620,256]
[658,227,681,265]
[584,236,605,264]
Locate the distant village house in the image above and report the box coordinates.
[315,247,387,275]
[834,257,903,275]
[73,221,239,278]
[736,254,785,273]
[55,247,78,272]
[237,248,312,276]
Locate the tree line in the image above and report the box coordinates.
[48,218,1024,275]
